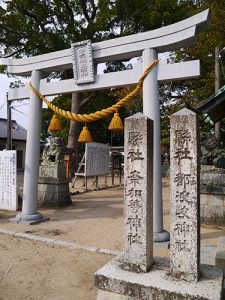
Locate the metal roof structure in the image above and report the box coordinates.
[0,118,27,141]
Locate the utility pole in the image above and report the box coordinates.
[6,92,12,150]
[215,46,221,141]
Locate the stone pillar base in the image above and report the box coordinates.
[38,177,71,208]
[153,230,170,242]
[10,212,49,225]
[95,258,223,300]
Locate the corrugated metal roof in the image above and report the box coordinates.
[0,118,27,141]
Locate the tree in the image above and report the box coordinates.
[113,1,225,148]
[0,0,113,172]
[0,0,198,171]
[174,0,225,143]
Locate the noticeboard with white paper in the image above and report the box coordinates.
[0,150,18,211]
[85,143,110,176]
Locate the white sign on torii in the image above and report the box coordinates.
[1,9,210,233]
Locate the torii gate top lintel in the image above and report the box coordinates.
[1,9,210,77]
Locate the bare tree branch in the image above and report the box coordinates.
[2,48,25,58]
[78,91,96,110]
[89,0,97,21]
[61,0,75,25]
[13,0,47,34]
[80,1,90,22]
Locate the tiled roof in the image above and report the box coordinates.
[0,118,27,141]
[195,85,225,123]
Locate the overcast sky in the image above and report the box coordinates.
[0,74,29,129]
[0,61,109,131]
[0,3,29,129]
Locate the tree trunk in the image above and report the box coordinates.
[67,91,81,177]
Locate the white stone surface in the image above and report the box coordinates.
[22,70,42,216]
[97,290,134,300]
[1,10,209,75]
[0,228,17,235]
[39,163,66,178]
[122,113,153,272]
[95,259,223,300]
[6,60,200,101]
[170,108,200,282]
[0,150,18,211]
[71,40,94,84]
[85,143,110,177]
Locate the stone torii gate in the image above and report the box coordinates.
[1,9,210,241]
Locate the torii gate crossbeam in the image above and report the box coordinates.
[1,9,210,240]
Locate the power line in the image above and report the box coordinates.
[11,107,28,116]
[0,100,7,111]
[12,103,29,108]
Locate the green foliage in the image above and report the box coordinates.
[41,95,71,147]
[2,0,224,150]
[82,89,126,146]
[174,0,225,144]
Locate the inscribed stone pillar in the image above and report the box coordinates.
[122,113,153,272]
[170,108,200,282]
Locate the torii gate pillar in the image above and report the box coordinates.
[11,70,48,224]
[143,49,169,241]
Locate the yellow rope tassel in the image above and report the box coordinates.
[48,114,62,131]
[108,112,123,132]
[29,59,158,124]
[78,125,93,143]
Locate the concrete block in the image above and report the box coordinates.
[203,206,223,218]
[39,163,66,178]
[37,181,71,208]
[200,245,216,266]
[97,290,134,300]
[201,186,225,195]
[200,205,204,218]
[201,206,225,226]
[216,251,225,271]
[95,258,224,300]
[217,237,225,251]
[201,194,210,205]
[208,194,224,207]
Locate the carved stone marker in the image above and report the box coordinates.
[0,150,18,211]
[38,163,71,207]
[38,137,71,208]
[121,113,153,272]
[71,40,94,84]
[170,108,200,282]
[95,109,223,300]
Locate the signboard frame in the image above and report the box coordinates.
[0,150,18,211]
[85,142,110,176]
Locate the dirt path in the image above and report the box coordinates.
[0,234,111,300]
[0,177,225,299]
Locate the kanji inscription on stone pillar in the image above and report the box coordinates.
[122,113,153,273]
[170,108,200,282]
